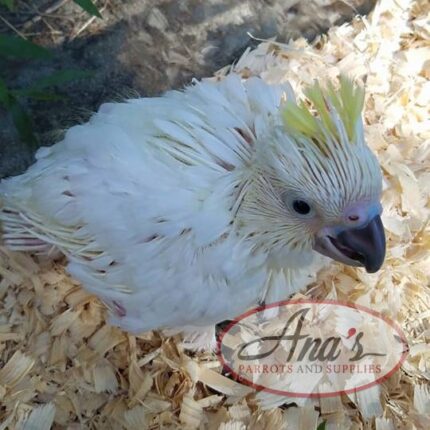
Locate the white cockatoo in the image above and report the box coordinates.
[0,74,385,347]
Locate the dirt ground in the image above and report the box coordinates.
[0,0,375,178]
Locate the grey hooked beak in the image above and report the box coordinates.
[313,215,386,273]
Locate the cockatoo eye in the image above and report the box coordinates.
[293,200,311,215]
[282,193,315,218]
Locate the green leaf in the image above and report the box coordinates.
[28,69,94,90]
[0,0,14,11]
[0,35,52,60]
[73,0,102,18]
[317,421,327,430]
[12,89,65,101]
[8,96,38,147]
[0,77,11,106]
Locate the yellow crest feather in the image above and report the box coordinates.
[282,76,365,148]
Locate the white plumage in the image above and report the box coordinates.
[0,74,385,345]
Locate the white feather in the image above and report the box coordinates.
[2,74,375,336]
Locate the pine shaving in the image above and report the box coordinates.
[0,0,429,428]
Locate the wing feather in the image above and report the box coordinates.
[0,74,292,330]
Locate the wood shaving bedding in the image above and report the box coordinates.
[0,0,429,428]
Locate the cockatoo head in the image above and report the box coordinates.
[242,76,385,273]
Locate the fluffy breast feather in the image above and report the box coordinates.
[0,74,296,330]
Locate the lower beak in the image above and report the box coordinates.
[313,215,386,273]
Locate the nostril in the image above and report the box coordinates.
[348,214,360,222]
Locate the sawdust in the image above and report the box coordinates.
[0,0,429,428]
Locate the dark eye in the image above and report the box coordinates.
[293,200,311,215]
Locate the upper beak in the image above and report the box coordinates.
[313,215,386,273]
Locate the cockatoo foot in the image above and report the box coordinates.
[181,326,217,351]
[163,325,217,352]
